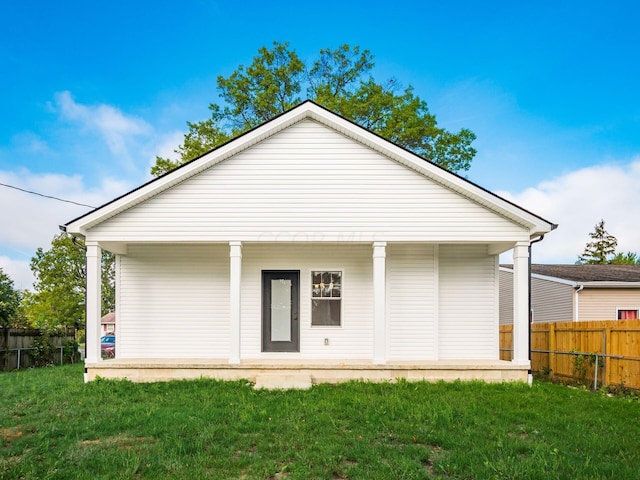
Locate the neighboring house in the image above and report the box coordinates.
[500,264,640,324]
[100,312,115,335]
[64,101,555,386]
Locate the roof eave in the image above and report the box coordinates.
[580,282,640,288]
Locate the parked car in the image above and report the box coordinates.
[101,334,116,358]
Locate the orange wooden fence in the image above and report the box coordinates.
[500,319,640,389]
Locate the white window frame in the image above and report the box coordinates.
[310,269,343,327]
[616,308,639,320]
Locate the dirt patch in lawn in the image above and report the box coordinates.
[80,435,156,451]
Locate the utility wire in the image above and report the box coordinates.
[0,182,97,208]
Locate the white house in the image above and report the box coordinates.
[64,101,555,386]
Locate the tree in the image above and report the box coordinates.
[577,219,618,264]
[151,42,476,177]
[23,234,115,330]
[610,251,640,264]
[0,268,21,328]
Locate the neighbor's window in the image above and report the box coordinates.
[311,271,342,326]
[617,309,639,320]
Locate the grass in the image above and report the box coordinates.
[1,365,639,479]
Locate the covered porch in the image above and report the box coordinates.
[83,240,533,385]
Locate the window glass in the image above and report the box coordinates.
[618,309,639,320]
[271,279,292,341]
[311,271,341,326]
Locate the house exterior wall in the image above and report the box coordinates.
[387,244,437,360]
[499,270,574,324]
[532,277,573,322]
[101,324,115,335]
[499,269,514,325]
[117,244,230,359]
[239,243,373,360]
[578,288,640,320]
[88,119,529,244]
[439,245,498,359]
[116,242,500,362]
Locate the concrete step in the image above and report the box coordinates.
[254,372,313,390]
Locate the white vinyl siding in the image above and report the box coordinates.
[439,245,498,359]
[88,119,529,244]
[387,244,437,360]
[117,244,230,359]
[240,244,373,360]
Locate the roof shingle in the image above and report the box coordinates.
[517,264,640,282]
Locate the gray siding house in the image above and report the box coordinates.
[500,264,640,324]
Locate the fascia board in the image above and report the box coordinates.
[581,282,640,288]
[499,267,579,287]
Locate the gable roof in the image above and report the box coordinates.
[65,100,556,237]
[531,264,640,283]
[501,264,640,286]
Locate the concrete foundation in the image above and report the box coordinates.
[85,358,530,387]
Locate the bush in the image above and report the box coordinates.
[31,333,56,367]
[63,339,80,364]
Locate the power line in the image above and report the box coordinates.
[0,182,97,208]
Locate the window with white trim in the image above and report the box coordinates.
[617,309,639,320]
[311,271,341,326]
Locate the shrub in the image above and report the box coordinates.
[31,333,56,367]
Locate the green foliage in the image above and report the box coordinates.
[150,117,231,176]
[571,349,597,385]
[63,338,80,364]
[0,267,21,328]
[101,252,115,316]
[577,219,640,265]
[152,42,476,177]
[610,251,640,264]
[540,365,553,378]
[217,42,305,128]
[30,332,56,367]
[577,219,618,264]
[24,233,115,330]
[1,365,640,479]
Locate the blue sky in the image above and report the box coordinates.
[1,0,639,288]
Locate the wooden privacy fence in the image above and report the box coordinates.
[0,328,77,371]
[500,319,640,389]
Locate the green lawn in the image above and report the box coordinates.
[1,364,638,479]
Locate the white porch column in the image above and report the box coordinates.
[85,242,102,368]
[373,242,387,364]
[229,242,242,364]
[512,242,530,365]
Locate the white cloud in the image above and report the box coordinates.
[0,92,190,289]
[146,130,185,172]
[0,169,133,289]
[499,158,640,263]
[152,130,184,161]
[10,131,52,155]
[53,91,152,170]
[0,256,33,291]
